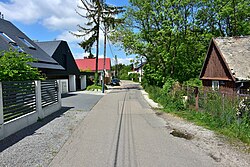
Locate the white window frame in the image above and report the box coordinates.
[212,81,219,91]
[0,32,15,43]
[18,37,36,49]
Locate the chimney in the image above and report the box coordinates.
[0,12,4,19]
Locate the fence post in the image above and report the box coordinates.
[222,93,225,111]
[35,80,43,119]
[194,87,199,111]
[0,82,4,139]
[57,80,62,106]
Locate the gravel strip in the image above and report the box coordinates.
[159,112,250,167]
[0,93,103,167]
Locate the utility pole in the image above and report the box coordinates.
[115,55,118,77]
[102,24,107,93]
[140,56,143,83]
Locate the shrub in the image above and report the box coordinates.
[128,73,140,82]
[0,49,44,81]
[183,78,202,87]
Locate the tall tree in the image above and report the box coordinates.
[101,3,124,92]
[72,0,124,85]
[111,0,250,87]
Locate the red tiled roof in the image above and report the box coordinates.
[75,58,111,72]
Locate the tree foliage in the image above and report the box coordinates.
[111,63,132,80]
[72,0,124,85]
[111,0,250,87]
[0,49,44,81]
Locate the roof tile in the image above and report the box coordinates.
[214,36,250,81]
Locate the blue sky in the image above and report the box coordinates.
[0,0,134,65]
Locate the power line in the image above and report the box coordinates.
[107,36,115,58]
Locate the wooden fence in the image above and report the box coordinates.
[186,86,250,111]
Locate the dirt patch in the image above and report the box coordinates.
[170,129,194,140]
[155,111,163,116]
[208,152,222,162]
[158,112,250,167]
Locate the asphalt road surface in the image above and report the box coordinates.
[49,81,219,167]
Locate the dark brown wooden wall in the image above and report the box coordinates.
[202,45,232,80]
[202,80,235,94]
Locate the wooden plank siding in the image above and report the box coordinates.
[201,44,232,81]
[200,40,238,94]
[202,80,235,94]
[200,37,250,95]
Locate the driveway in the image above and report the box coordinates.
[0,91,103,167]
[61,91,103,111]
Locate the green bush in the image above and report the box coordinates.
[119,73,129,80]
[128,73,140,82]
[183,78,202,87]
[0,49,44,81]
[143,79,186,111]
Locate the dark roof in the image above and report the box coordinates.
[0,19,64,70]
[36,41,61,57]
[134,62,146,70]
[36,40,80,75]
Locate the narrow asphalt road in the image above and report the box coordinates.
[49,81,219,167]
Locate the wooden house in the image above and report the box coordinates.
[200,36,250,94]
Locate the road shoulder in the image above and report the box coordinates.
[141,89,250,167]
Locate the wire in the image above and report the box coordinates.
[107,36,115,58]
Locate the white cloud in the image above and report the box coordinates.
[74,52,90,59]
[56,31,82,43]
[112,57,134,65]
[0,0,84,30]
[43,16,81,31]
[56,29,105,56]
[0,0,129,61]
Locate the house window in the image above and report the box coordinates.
[0,32,24,53]
[212,81,219,91]
[12,44,24,53]
[18,37,36,49]
[0,32,15,43]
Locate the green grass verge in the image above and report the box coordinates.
[86,84,107,91]
[144,85,250,146]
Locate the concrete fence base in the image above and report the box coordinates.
[0,80,62,140]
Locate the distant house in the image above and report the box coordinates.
[200,36,250,94]
[128,62,146,82]
[0,18,64,77]
[75,57,111,84]
[36,40,80,92]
